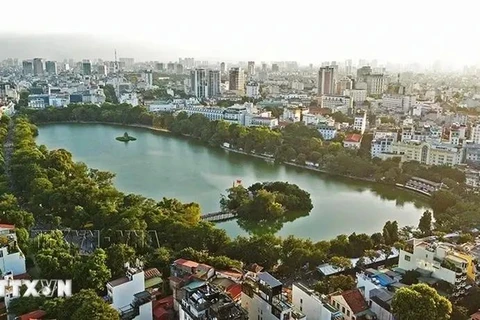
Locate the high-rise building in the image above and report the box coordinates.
[247,61,255,76]
[33,58,44,76]
[142,70,153,87]
[176,64,184,74]
[119,57,134,70]
[22,60,33,75]
[82,60,92,76]
[208,70,221,97]
[155,62,165,71]
[271,64,279,72]
[317,66,336,95]
[45,61,58,75]
[167,62,175,72]
[98,64,107,76]
[262,63,267,72]
[228,68,245,94]
[246,81,259,98]
[220,62,226,74]
[190,68,208,98]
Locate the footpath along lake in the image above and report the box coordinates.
[36,123,429,241]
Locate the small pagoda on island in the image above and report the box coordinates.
[116,132,137,142]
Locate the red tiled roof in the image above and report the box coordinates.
[344,133,362,143]
[144,268,162,280]
[174,259,199,268]
[226,283,242,301]
[18,310,46,320]
[341,289,368,315]
[0,224,15,229]
[153,307,168,320]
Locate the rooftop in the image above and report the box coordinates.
[258,272,282,288]
[344,133,362,143]
[340,289,369,315]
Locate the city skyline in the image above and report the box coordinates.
[1,0,479,68]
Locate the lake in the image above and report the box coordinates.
[36,123,428,241]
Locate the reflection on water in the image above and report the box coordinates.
[37,123,429,241]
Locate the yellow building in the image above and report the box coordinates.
[391,141,463,166]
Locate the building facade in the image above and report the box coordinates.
[229,68,245,94]
[391,141,463,166]
[208,70,221,97]
[318,66,336,95]
[191,69,208,99]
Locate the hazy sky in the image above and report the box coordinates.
[1,0,479,66]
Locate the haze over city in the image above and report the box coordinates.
[1,0,480,68]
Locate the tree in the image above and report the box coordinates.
[383,221,399,245]
[106,244,136,279]
[329,256,352,269]
[392,283,452,320]
[328,275,356,292]
[418,210,433,236]
[73,249,111,293]
[450,305,469,320]
[59,289,120,320]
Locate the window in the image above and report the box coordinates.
[347,310,350,316]
[300,298,303,304]
[342,307,346,313]
[404,255,411,261]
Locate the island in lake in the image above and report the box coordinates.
[116,132,137,142]
[220,181,313,222]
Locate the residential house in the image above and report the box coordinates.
[106,267,153,320]
[343,134,362,149]
[292,282,343,320]
[330,289,376,320]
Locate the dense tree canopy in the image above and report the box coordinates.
[392,283,452,320]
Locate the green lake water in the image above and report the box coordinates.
[36,123,428,241]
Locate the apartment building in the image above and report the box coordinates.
[241,272,300,320]
[0,224,26,276]
[178,282,248,320]
[106,267,153,320]
[318,125,337,141]
[382,94,416,113]
[449,124,466,145]
[398,239,477,297]
[353,112,367,134]
[292,283,343,320]
[391,141,463,166]
[320,95,353,114]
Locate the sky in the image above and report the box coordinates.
[1,0,479,67]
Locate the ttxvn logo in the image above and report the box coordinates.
[0,279,72,298]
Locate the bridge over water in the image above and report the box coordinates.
[201,211,236,222]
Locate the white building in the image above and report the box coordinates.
[302,113,319,126]
[292,283,343,320]
[330,289,375,320]
[142,70,154,88]
[245,114,278,129]
[398,239,476,297]
[106,267,153,320]
[382,94,416,113]
[320,95,352,114]
[119,92,139,106]
[0,101,15,117]
[343,134,362,149]
[241,272,297,320]
[291,81,305,91]
[466,144,480,164]
[371,135,397,158]
[449,124,466,145]
[471,123,480,144]
[345,89,367,103]
[182,106,224,121]
[353,112,367,134]
[191,68,208,99]
[0,224,26,276]
[318,126,337,140]
[246,81,260,98]
[149,101,176,112]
